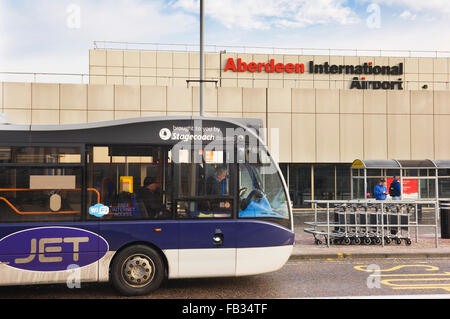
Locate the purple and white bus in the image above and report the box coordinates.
[0,116,294,296]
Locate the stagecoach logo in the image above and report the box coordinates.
[159,126,218,141]
[0,227,109,272]
[159,128,172,141]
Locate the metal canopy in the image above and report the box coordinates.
[352,159,400,168]
[434,160,450,168]
[398,160,436,168]
[352,159,450,169]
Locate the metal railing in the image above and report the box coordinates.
[93,41,450,58]
[1,71,449,91]
[0,72,90,84]
[304,199,439,248]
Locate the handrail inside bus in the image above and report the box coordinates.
[0,188,100,215]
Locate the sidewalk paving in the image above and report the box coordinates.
[290,211,450,260]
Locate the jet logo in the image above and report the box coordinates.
[15,237,89,264]
[0,227,109,271]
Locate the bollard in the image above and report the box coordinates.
[439,200,450,239]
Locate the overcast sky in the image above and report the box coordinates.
[1,0,450,75]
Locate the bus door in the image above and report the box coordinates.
[86,145,177,279]
[174,149,237,278]
[235,158,294,276]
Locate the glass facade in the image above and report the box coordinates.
[270,162,450,209]
[280,163,450,209]
[314,165,335,201]
[286,164,311,208]
[280,163,352,209]
[336,165,351,200]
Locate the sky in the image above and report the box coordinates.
[1,0,450,76]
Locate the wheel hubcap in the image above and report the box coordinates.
[122,255,154,288]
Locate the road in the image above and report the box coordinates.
[1,258,450,298]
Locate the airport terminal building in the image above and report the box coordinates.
[1,43,450,208]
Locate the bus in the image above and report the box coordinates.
[0,116,294,296]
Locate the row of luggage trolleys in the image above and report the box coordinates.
[304,202,416,246]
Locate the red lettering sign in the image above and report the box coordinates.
[224,58,237,72]
[224,58,305,74]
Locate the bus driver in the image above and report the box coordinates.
[206,166,228,196]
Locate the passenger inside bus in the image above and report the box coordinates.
[135,176,164,219]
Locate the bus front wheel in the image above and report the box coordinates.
[110,245,165,296]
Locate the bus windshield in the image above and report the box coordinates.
[238,148,290,228]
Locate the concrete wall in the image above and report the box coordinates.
[89,49,450,90]
[2,82,450,163]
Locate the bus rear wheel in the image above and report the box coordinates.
[111,245,165,296]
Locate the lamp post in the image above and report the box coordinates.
[199,0,204,117]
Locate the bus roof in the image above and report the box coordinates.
[0,116,263,132]
[0,116,264,145]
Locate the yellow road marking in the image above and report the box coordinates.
[370,272,450,277]
[354,264,440,272]
[354,264,450,293]
[326,253,351,262]
[382,278,450,286]
[391,287,450,292]
[382,278,450,292]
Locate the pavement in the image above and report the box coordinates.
[291,210,450,260]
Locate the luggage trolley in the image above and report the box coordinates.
[384,203,412,245]
[332,203,351,245]
[332,203,360,245]
[304,200,415,246]
[346,203,367,245]
[306,202,344,246]
[359,203,382,245]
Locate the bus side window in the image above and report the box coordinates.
[87,146,172,221]
[0,167,83,223]
[0,146,83,223]
[174,161,234,219]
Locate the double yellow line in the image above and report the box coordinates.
[355,264,450,292]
